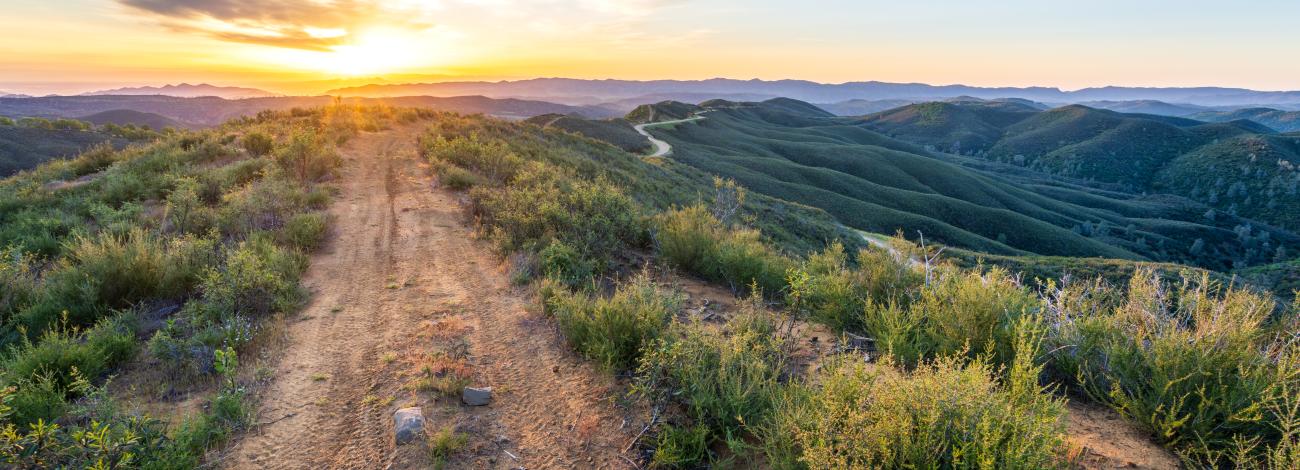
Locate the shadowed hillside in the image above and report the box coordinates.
[0,116,161,176]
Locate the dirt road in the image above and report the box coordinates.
[224,123,638,469]
[633,115,705,157]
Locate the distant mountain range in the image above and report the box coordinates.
[0,94,620,127]
[83,83,279,99]
[326,78,1300,109]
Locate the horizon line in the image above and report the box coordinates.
[5,76,1300,97]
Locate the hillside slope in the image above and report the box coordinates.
[79,109,188,130]
[1191,107,1300,132]
[523,113,650,153]
[863,100,1300,234]
[0,125,130,176]
[633,98,1299,270]
[860,100,1038,153]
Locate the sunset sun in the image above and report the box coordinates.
[264,29,430,76]
[322,30,420,75]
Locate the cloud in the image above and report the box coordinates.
[117,0,683,52]
[117,0,434,50]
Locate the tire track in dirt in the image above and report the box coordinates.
[224,123,638,469]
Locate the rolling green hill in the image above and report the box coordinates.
[860,100,1300,234]
[625,100,701,123]
[523,113,650,153]
[79,109,189,130]
[1191,107,1300,132]
[859,100,1039,154]
[0,122,134,176]
[628,98,1300,271]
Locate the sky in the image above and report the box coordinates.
[2,0,1299,95]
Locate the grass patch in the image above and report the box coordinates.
[428,426,469,468]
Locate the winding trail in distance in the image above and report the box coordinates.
[857,229,924,268]
[633,115,706,157]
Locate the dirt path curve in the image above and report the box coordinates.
[224,123,637,469]
[633,115,705,158]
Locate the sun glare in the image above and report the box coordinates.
[263,28,435,76]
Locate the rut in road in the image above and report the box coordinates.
[224,123,639,469]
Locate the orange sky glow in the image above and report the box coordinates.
[2,1,1298,95]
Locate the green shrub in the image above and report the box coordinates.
[860,264,1035,367]
[1046,271,1300,466]
[428,426,469,468]
[0,248,38,326]
[0,104,377,466]
[656,205,793,295]
[788,242,922,332]
[67,143,120,177]
[651,424,711,469]
[241,132,274,157]
[215,171,318,237]
[0,384,178,469]
[195,236,306,323]
[637,300,788,465]
[539,240,594,287]
[766,319,1066,469]
[17,231,216,335]
[470,162,645,275]
[18,117,52,130]
[153,348,250,465]
[165,177,205,234]
[1,316,137,426]
[437,164,482,190]
[422,133,523,182]
[279,212,329,250]
[274,129,339,182]
[543,273,682,371]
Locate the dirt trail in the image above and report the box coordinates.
[1067,402,1180,469]
[224,123,638,469]
[632,115,705,158]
